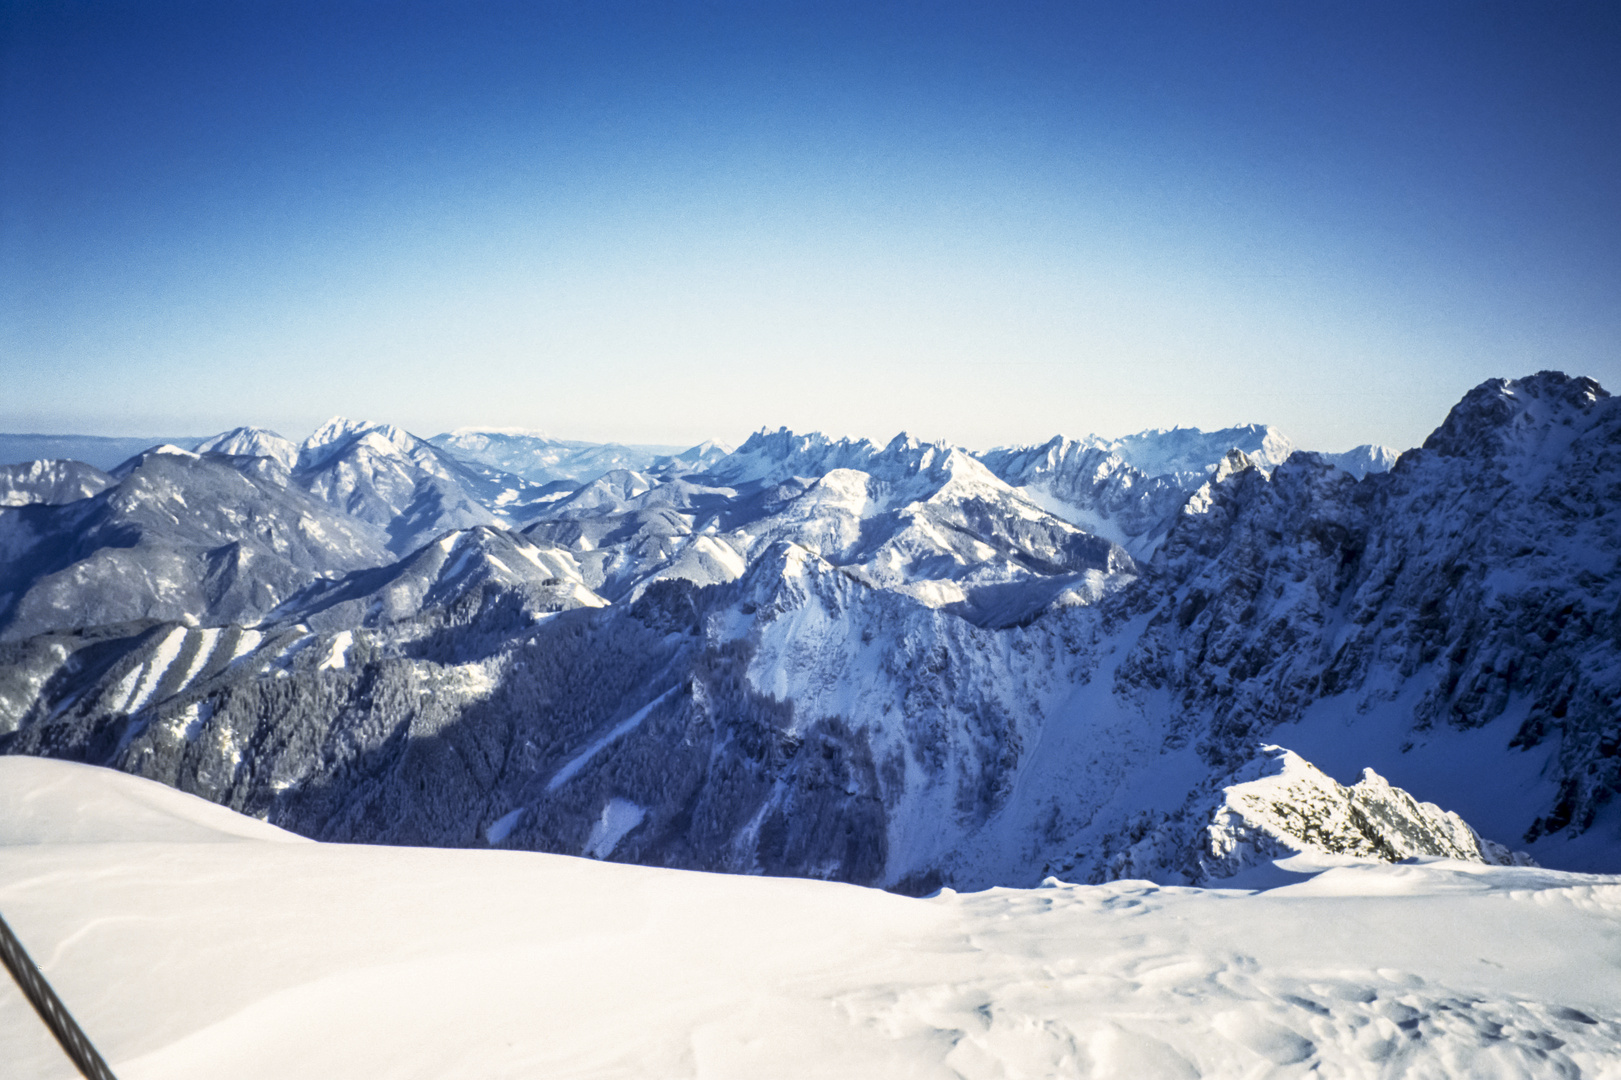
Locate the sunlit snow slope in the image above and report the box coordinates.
[1,759,1619,1080]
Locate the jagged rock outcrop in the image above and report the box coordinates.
[1075,746,1534,886]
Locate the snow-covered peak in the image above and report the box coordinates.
[543,469,659,517]
[444,426,559,441]
[651,439,736,475]
[0,459,116,507]
[1180,449,1258,518]
[431,430,682,486]
[715,428,884,486]
[108,443,204,477]
[728,539,849,617]
[1317,443,1401,479]
[976,428,1291,559]
[882,431,951,455]
[299,416,421,471]
[196,426,299,470]
[1103,423,1296,478]
[983,424,1295,495]
[715,428,988,492]
[1421,371,1610,461]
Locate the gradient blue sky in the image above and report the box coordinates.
[3,1,1618,451]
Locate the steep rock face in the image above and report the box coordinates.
[1112,372,1621,847]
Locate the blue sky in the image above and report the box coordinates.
[3,1,1617,451]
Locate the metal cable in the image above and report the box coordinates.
[0,910,119,1080]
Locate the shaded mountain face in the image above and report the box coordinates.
[1107,373,1619,854]
[0,447,391,640]
[0,373,1612,892]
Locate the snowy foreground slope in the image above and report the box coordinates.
[2,758,1619,1080]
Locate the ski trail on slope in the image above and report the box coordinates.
[547,688,678,792]
[124,627,189,713]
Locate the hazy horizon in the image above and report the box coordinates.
[0,408,1459,457]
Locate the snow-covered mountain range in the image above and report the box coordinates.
[2,373,1613,891]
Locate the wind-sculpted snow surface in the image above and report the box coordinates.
[2,759,1619,1080]
[0,372,1617,892]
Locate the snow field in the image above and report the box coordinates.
[2,759,1618,1080]
[316,630,353,671]
[118,625,188,713]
